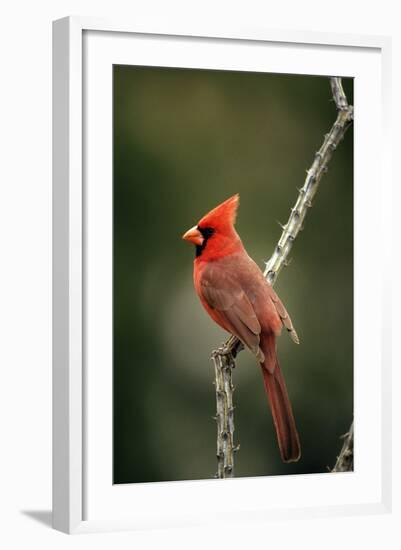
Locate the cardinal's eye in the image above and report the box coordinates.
[198,226,215,239]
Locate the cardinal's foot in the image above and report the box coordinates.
[213,337,243,359]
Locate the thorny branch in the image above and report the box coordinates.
[330,77,350,111]
[211,77,354,478]
[332,421,354,472]
[212,348,238,478]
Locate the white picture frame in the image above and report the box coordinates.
[52,16,392,534]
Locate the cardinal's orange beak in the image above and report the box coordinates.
[182,226,204,246]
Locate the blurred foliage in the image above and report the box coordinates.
[113,65,353,483]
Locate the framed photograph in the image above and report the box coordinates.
[52,16,391,534]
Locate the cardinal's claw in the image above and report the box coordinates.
[214,344,232,358]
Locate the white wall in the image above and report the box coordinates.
[0,0,399,548]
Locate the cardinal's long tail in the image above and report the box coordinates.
[260,333,301,463]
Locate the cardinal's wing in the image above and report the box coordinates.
[269,287,299,344]
[200,265,264,361]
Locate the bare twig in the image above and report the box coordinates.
[211,77,354,478]
[332,422,354,472]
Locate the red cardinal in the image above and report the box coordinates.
[182,194,301,463]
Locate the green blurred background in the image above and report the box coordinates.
[113,65,353,484]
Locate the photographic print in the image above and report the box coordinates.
[112,65,353,484]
